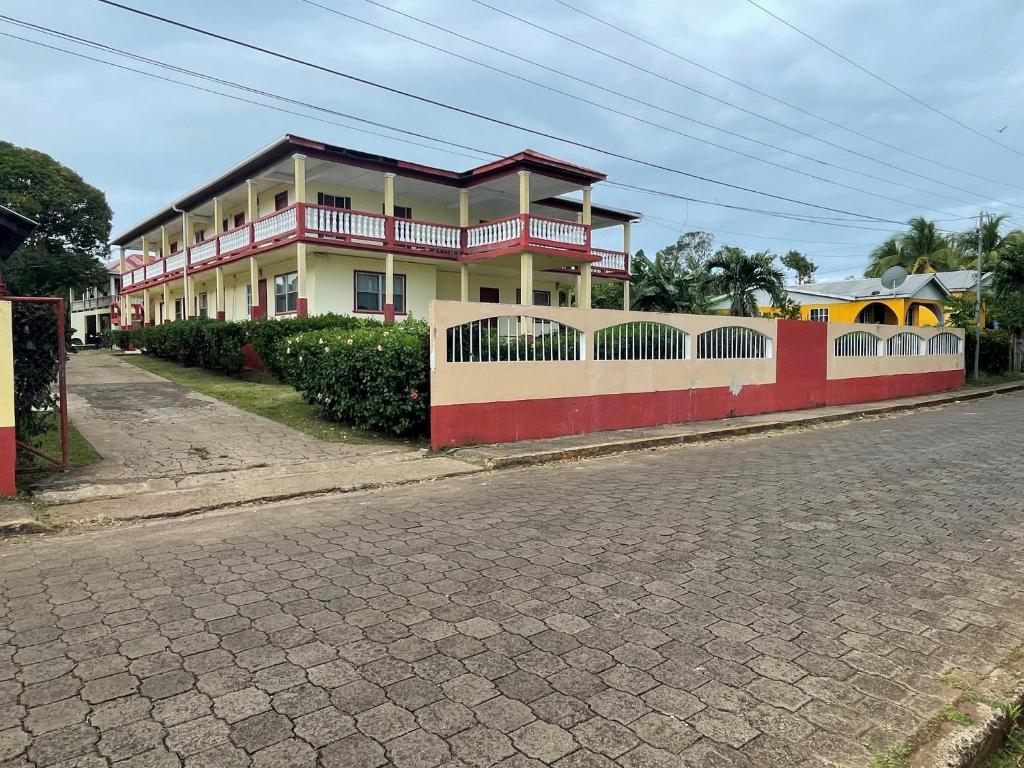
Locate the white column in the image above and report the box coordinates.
[293,153,307,204]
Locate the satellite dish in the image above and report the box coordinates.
[880,266,908,290]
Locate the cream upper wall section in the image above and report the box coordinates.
[429,302,779,406]
[0,302,12,430]
[826,322,964,379]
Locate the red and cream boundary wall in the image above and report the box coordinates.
[428,301,965,449]
[0,301,16,496]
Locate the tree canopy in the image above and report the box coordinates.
[781,250,817,284]
[706,247,786,317]
[0,141,111,296]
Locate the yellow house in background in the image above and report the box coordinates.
[713,273,953,325]
[935,270,992,326]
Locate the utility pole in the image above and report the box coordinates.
[974,211,984,380]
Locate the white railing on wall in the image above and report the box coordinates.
[887,331,925,356]
[253,207,296,243]
[466,217,522,249]
[834,331,882,357]
[529,216,586,246]
[394,219,461,250]
[594,322,689,360]
[696,326,773,359]
[446,316,584,362]
[928,332,962,355]
[592,249,628,272]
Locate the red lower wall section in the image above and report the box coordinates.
[0,426,15,497]
[430,320,966,449]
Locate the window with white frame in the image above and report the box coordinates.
[197,292,208,318]
[194,230,206,244]
[245,283,253,317]
[355,271,406,314]
[274,272,298,314]
[317,192,351,209]
[809,308,829,322]
[174,298,184,321]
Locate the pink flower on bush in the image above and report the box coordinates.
[410,390,419,400]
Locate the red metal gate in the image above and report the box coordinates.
[10,296,69,472]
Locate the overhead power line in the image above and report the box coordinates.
[91,0,913,226]
[294,0,981,219]
[551,0,1024,194]
[467,0,1024,211]
[0,20,918,235]
[744,0,1024,160]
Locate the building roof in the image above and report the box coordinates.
[934,269,992,293]
[0,204,37,261]
[105,254,144,274]
[112,135,612,246]
[780,273,951,301]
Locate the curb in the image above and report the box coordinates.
[472,382,1024,470]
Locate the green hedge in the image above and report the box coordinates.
[965,329,1011,374]
[282,319,430,436]
[248,314,374,380]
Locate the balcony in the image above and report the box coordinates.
[71,295,114,312]
[121,203,629,291]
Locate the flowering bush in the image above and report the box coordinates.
[282,318,430,436]
[247,313,374,379]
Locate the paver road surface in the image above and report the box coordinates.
[3,393,1024,767]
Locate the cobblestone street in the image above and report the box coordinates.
[2,392,1024,767]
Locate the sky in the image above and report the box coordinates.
[2,0,1023,281]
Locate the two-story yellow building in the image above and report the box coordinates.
[112,135,637,325]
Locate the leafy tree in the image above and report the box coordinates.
[706,247,786,317]
[629,249,710,314]
[0,140,111,296]
[990,240,1024,370]
[656,231,715,272]
[865,217,959,276]
[772,295,802,319]
[943,293,978,329]
[780,250,817,284]
[591,280,623,310]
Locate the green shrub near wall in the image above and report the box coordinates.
[965,329,1011,374]
[282,319,430,436]
[248,314,374,380]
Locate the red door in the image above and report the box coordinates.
[258,279,268,317]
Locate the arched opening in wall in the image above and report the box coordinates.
[855,302,899,325]
[904,302,945,327]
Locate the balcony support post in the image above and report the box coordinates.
[460,264,470,303]
[143,288,151,326]
[250,256,263,320]
[384,173,396,322]
[162,282,170,325]
[582,185,592,253]
[293,154,307,204]
[215,266,225,320]
[246,180,258,223]
[579,263,592,310]
[118,246,127,328]
[518,171,531,250]
[212,197,222,236]
[161,225,170,259]
[140,236,149,265]
[623,221,632,310]
[384,252,395,324]
[297,243,309,317]
[181,211,192,319]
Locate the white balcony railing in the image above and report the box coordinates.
[592,248,628,272]
[253,207,296,243]
[219,226,249,256]
[165,252,186,272]
[146,261,165,279]
[305,205,386,240]
[529,216,586,246]
[191,239,217,265]
[466,217,522,249]
[394,219,461,250]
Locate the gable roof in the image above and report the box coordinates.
[784,273,951,301]
[934,270,992,293]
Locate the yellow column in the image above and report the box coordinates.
[623,221,632,311]
[459,189,470,302]
[118,246,128,327]
[181,212,192,318]
[297,243,309,317]
[160,225,170,258]
[520,253,534,308]
[162,282,170,323]
[246,180,258,221]
[518,171,530,214]
[384,172,395,216]
[582,186,592,225]
[211,197,222,234]
[250,256,260,319]
[293,154,307,204]
[0,300,15,497]
[140,236,149,265]
[580,264,592,309]
[143,288,151,325]
[215,267,225,320]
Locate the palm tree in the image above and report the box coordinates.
[957,214,1021,268]
[865,218,959,276]
[629,251,710,314]
[707,247,786,317]
[990,239,1024,369]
